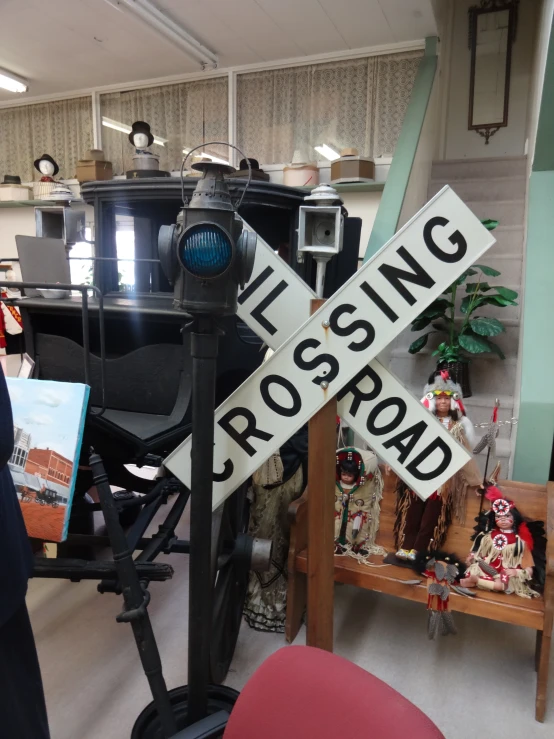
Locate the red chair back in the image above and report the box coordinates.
[224,646,444,739]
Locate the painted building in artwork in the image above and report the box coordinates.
[25,448,73,486]
[10,425,32,471]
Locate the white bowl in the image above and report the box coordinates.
[37,288,70,300]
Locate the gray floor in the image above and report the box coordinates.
[28,505,554,739]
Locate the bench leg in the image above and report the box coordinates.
[285,569,306,644]
[536,631,543,672]
[536,629,551,722]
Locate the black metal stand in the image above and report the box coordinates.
[90,450,178,738]
[188,317,219,724]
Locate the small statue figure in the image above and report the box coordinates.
[129,120,154,153]
[394,370,481,562]
[460,486,545,598]
[127,121,168,178]
[33,154,59,182]
[335,447,385,560]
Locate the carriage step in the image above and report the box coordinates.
[32,557,174,582]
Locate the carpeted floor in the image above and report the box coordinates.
[27,502,553,739]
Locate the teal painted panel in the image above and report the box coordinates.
[363,38,437,263]
[512,171,554,483]
[533,14,554,171]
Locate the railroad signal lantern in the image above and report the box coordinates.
[158,159,256,316]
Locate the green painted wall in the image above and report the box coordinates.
[363,37,437,263]
[513,16,554,483]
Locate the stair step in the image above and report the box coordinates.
[431,156,527,181]
[430,176,527,202]
[464,199,525,227]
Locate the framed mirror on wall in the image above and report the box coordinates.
[468,0,519,144]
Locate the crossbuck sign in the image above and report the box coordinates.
[165,186,496,509]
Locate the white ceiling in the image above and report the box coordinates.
[0,0,437,103]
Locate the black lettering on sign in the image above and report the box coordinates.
[378,246,435,306]
[293,338,340,385]
[328,304,375,351]
[359,281,399,323]
[237,265,288,336]
[366,397,407,435]
[382,420,428,464]
[406,437,452,481]
[423,216,468,263]
[337,365,383,417]
[218,407,273,456]
[260,375,302,417]
[213,459,234,483]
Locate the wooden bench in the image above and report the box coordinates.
[286,470,554,722]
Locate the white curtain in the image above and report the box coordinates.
[0,97,93,182]
[237,51,422,165]
[100,77,229,175]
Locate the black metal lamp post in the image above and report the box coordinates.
[158,145,256,728]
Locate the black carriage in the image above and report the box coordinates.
[5,176,362,692]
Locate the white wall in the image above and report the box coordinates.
[443,0,538,160]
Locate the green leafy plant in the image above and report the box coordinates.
[408,219,518,363]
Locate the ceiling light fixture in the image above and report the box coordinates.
[102,116,167,146]
[0,67,28,93]
[314,144,340,161]
[104,0,218,69]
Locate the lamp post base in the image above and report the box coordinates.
[131,685,239,739]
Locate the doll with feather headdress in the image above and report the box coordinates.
[394,370,481,562]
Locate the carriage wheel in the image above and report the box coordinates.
[209,484,251,685]
[39,499,45,506]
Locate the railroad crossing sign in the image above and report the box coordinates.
[164,186,496,509]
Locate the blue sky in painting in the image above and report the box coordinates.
[6,378,88,460]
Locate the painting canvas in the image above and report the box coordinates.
[6,378,89,542]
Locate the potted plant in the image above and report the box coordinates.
[407,220,518,397]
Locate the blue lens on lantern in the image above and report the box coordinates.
[180,224,233,278]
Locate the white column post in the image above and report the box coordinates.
[91,91,103,150]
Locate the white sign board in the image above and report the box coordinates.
[165,187,495,509]
[236,226,474,495]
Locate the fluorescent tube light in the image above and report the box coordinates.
[314,144,340,161]
[0,67,28,93]
[102,117,167,146]
[104,0,218,68]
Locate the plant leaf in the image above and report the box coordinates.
[480,218,499,231]
[469,317,505,336]
[460,295,487,314]
[458,333,493,354]
[487,340,506,360]
[473,264,501,277]
[465,282,491,293]
[408,333,431,354]
[456,268,478,285]
[485,295,518,307]
[432,322,449,332]
[410,315,435,331]
[495,286,519,301]
[419,298,454,316]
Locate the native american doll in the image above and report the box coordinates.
[0,285,23,355]
[460,486,546,598]
[335,447,385,560]
[394,370,481,562]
